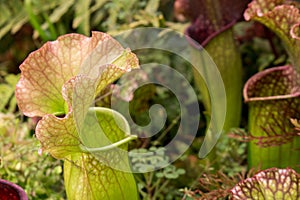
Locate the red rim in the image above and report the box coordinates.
[0,179,28,200]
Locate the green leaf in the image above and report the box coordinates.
[145,0,159,14]
[0,74,19,112]
[37,106,138,199]
[16,31,139,200]
[5,74,20,86]
[35,62,138,159]
[230,168,300,199]
[16,33,101,116]
[69,107,137,200]
[16,32,138,117]
[0,84,13,111]
[73,0,91,35]
[64,153,138,200]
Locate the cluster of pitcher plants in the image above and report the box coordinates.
[177,0,300,198]
[10,0,300,199]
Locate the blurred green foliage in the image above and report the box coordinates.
[0,73,65,199]
[0,113,65,199]
[0,0,177,41]
[130,147,186,199]
[0,0,278,199]
[0,74,18,112]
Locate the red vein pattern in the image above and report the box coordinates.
[16,32,139,200]
[230,168,300,199]
[244,0,300,69]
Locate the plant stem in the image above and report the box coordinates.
[80,135,138,152]
[152,179,170,199]
[154,115,180,145]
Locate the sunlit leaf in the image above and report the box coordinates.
[0,74,19,112]
[37,105,138,199]
[64,152,138,200]
[36,72,136,158]
[37,102,138,199]
[16,31,139,200]
[0,84,14,111]
[15,33,100,116]
[15,32,137,117]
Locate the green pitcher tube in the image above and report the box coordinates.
[183,0,246,161]
[244,65,300,171]
[192,29,243,132]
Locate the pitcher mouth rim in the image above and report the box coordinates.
[0,179,28,200]
[243,65,300,102]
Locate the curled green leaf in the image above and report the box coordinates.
[64,152,138,200]
[16,31,139,158]
[16,32,138,117]
[16,31,139,200]
[62,106,138,200]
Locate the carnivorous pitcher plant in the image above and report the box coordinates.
[174,0,249,158]
[243,0,300,171]
[15,32,139,199]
